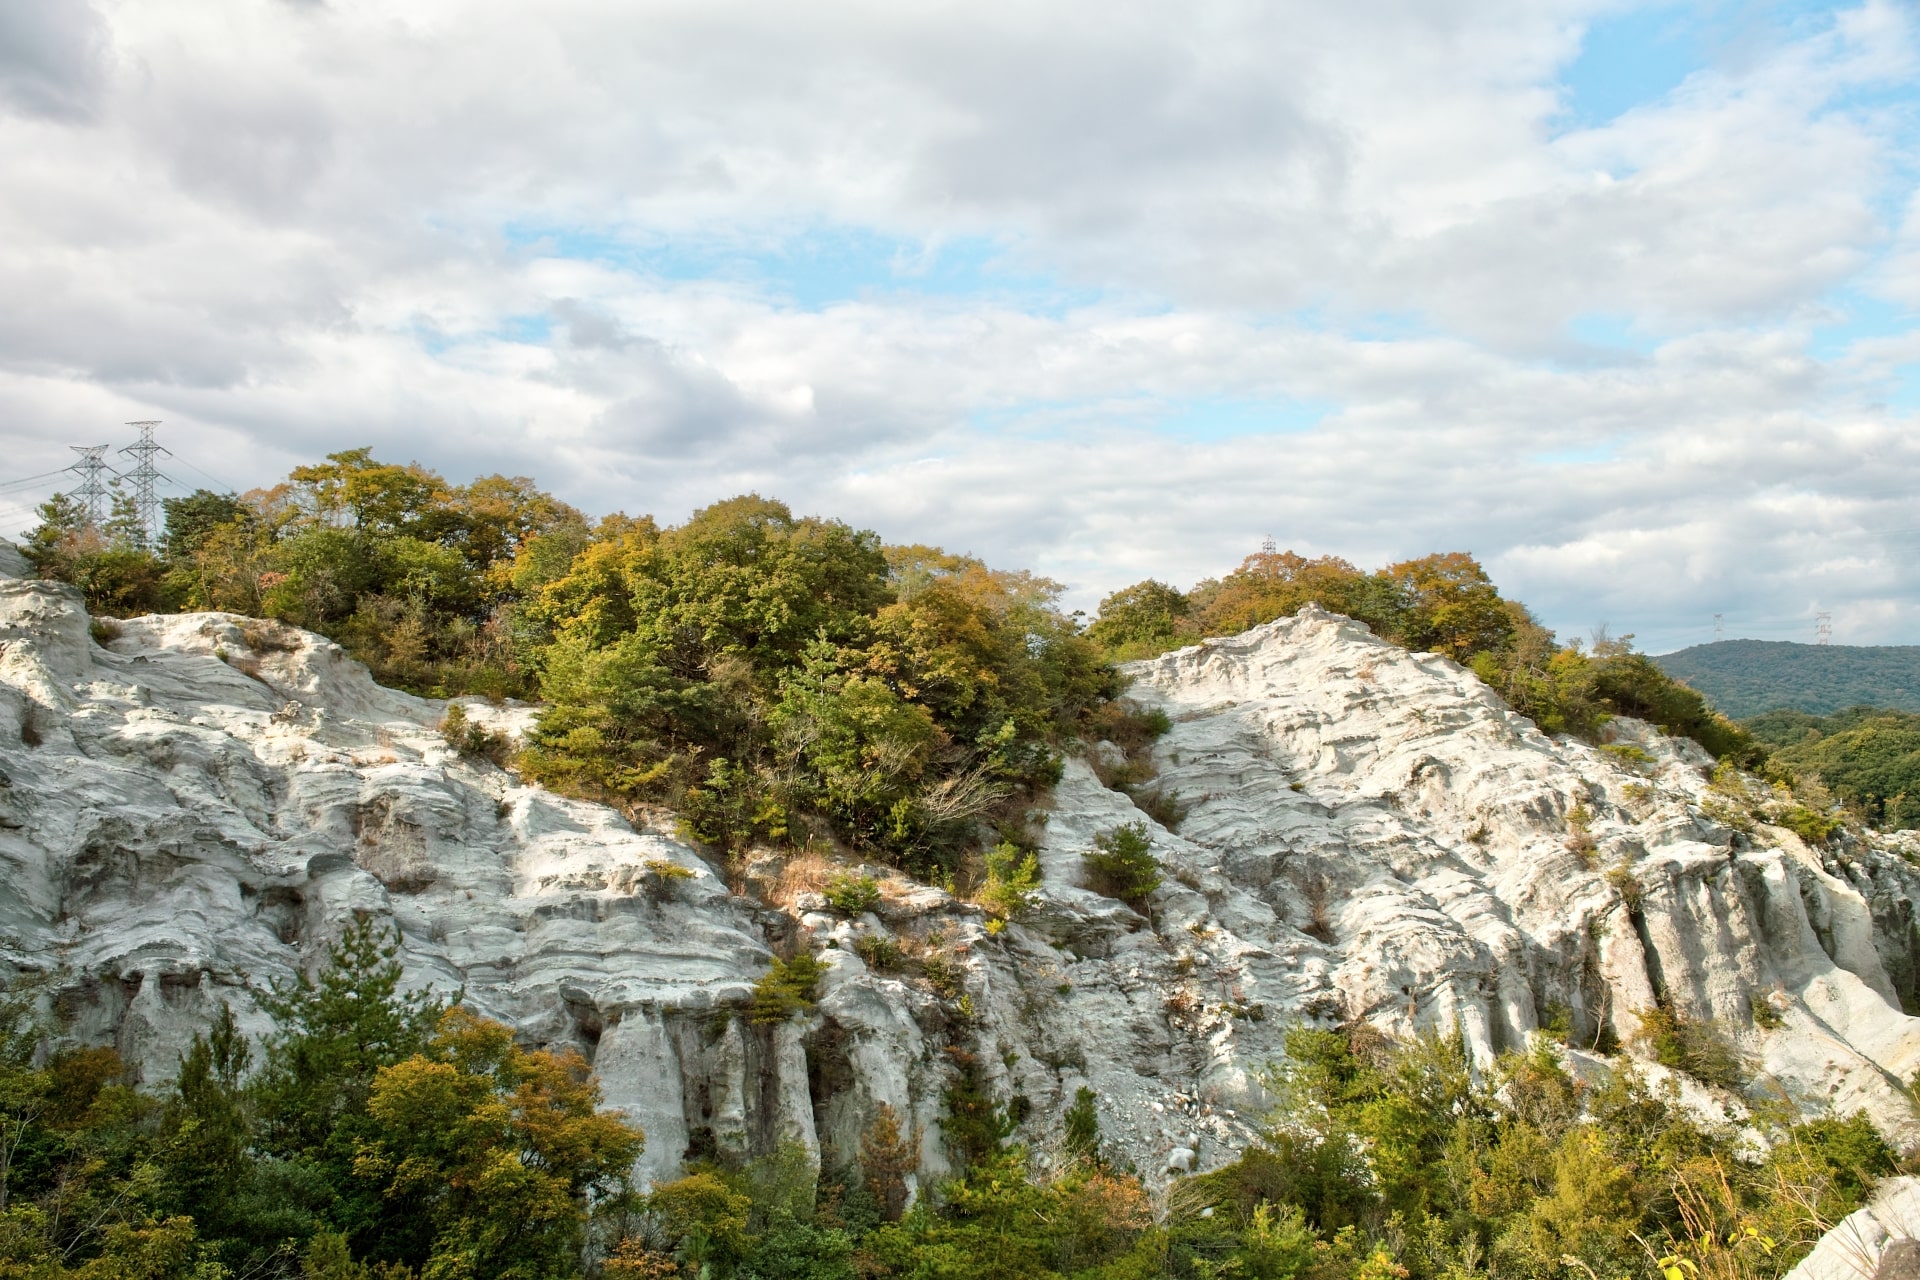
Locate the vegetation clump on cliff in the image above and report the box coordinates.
[24,452,1112,879]
[1088,549,1760,764]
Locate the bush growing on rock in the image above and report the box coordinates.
[822,872,881,915]
[977,841,1042,919]
[1088,547,1766,773]
[1633,1004,1751,1092]
[748,953,825,1024]
[438,702,511,765]
[1084,821,1161,906]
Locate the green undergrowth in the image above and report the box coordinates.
[7,940,1893,1280]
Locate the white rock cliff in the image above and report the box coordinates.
[5,550,1920,1194]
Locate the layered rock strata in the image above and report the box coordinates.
[5,550,1920,1194]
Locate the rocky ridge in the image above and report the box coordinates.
[5,546,1920,1195]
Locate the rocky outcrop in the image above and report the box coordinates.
[6,555,1920,1195]
[1785,1176,1920,1280]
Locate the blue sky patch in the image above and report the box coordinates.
[1560,4,1702,129]
[503,223,1095,314]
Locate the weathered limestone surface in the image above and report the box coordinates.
[1786,1175,1920,1280]
[6,553,1920,1192]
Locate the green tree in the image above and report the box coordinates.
[1083,822,1161,906]
[350,1008,642,1278]
[1086,579,1193,660]
[155,1005,253,1242]
[253,918,444,1208]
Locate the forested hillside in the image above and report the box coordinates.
[1743,706,1920,831]
[10,451,1911,1278]
[1653,639,1920,718]
[26,450,1763,875]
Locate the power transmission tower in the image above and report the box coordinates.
[1816,612,1833,645]
[118,421,169,547]
[1713,613,1724,643]
[66,445,113,526]
[1260,535,1277,556]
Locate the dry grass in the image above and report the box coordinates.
[767,852,838,908]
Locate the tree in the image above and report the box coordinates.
[1083,822,1161,906]
[156,1005,253,1240]
[860,1103,918,1223]
[160,490,251,562]
[1086,579,1192,659]
[1383,552,1514,662]
[253,920,443,1169]
[350,1008,643,1278]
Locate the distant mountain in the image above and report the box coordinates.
[1652,639,1920,718]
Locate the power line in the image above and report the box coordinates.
[66,446,113,526]
[168,454,240,495]
[117,421,170,547]
[0,467,80,491]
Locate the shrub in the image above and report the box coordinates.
[748,952,824,1024]
[1779,803,1840,846]
[1634,1005,1750,1092]
[1063,1086,1101,1163]
[978,842,1042,919]
[1751,990,1785,1031]
[941,1049,1014,1166]
[1601,743,1654,770]
[921,953,963,999]
[439,703,511,766]
[1605,863,1645,913]
[853,934,902,971]
[642,858,695,900]
[1130,784,1189,830]
[1084,822,1161,906]
[1565,801,1598,865]
[822,872,881,915]
[645,858,695,881]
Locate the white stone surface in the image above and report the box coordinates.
[8,551,1920,1191]
[1786,1177,1920,1280]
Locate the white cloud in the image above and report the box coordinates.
[0,0,1915,652]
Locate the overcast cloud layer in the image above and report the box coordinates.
[3,0,1918,651]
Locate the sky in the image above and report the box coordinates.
[2,0,1918,653]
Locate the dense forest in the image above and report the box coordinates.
[1742,706,1920,832]
[1653,640,1920,719]
[9,450,1897,1277]
[0,924,1892,1279]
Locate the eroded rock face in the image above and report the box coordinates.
[6,559,1920,1195]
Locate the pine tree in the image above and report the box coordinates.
[158,1003,253,1237]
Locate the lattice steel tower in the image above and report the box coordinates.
[118,421,169,546]
[1816,612,1833,645]
[66,445,113,526]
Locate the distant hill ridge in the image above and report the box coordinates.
[1652,638,1920,717]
